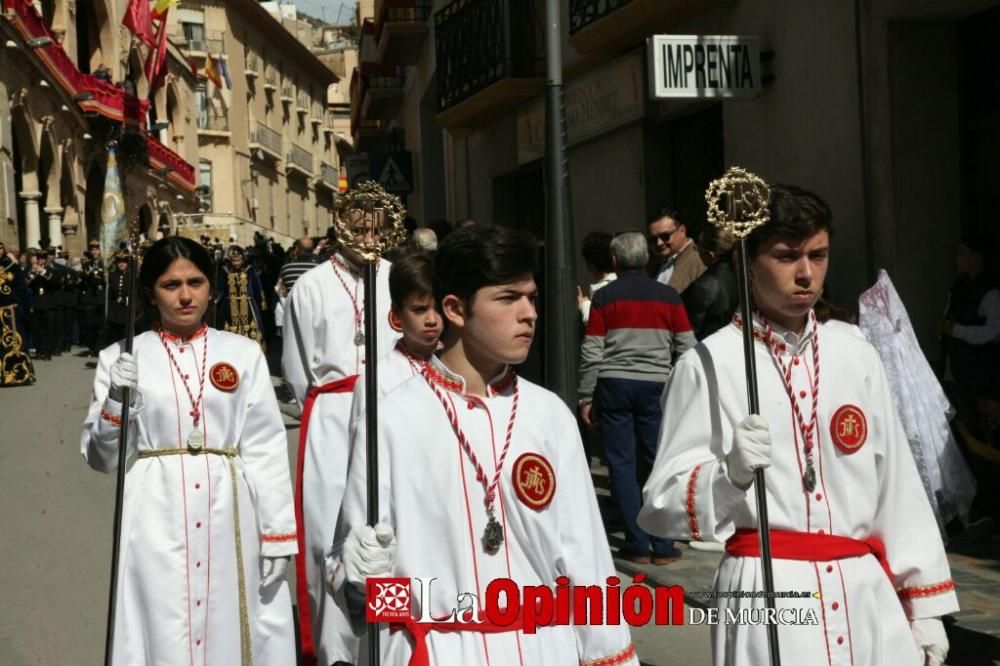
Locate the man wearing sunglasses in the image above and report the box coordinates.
[647,208,706,294]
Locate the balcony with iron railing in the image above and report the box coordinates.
[286,143,313,177]
[263,69,277,92]
[280,82,294,104]
[296,90,310,114]
[354,62,405,123]
[197,109,230,134]
[434,0,543,129]
[319,161,339,189]
[311,102,325,126]
[250,121,282,160]
[374,0,432,65]
[170,28,226,56]
[567,0,723,54]
[245,51,260,78]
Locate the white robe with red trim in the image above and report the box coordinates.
[638,317,959,666]
[281,254,398,664]
[337,358,639,666]
[81,328,297,666]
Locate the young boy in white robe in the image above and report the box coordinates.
[638,185,958,666]
[335,224,639,666]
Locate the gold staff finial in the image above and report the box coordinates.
[334,180,406,263]
[705,166,771,239]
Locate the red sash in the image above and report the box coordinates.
[389,613,524,666]
[725,528,894,581]
[294,375,360,665]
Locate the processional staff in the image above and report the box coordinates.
[332,181,406,666]
[705,167,781,666]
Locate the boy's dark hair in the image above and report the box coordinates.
[746,184,833,259]
[581,231,614,274]
[389,251,435,309]
[434,223,537,307]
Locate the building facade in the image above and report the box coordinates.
[350,0,999,362]
[0,0,199,256]
[166,0,341,246]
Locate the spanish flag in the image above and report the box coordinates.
[204,54,223,89]
[151,0,179,20]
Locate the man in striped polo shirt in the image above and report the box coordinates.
[578,231,696,564]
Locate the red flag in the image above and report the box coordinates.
[121,0,155,48]
[144,11,169,95]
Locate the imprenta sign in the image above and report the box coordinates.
[647,35,762,99]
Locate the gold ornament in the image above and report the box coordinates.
[333,180,406,263]
[705,166,771,239]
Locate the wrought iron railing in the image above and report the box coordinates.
[568,0,634,35]
[245,51,259,75]
[379,0,432,29]
[263,69,277,89]
[253,121,282,156]
[281,82,294,100]
[296,90,310,111]
[197,110,229,131]
[321,161,339,185]
[434,0,542,112]
[288,143,313,174]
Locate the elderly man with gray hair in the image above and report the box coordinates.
[577,231,696,565]
[411,227,438,253]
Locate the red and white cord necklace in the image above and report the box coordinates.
[330,255,366,346]
[422,366,519,554]
[160,328,209,450]
[395,339,428,373]
[759,310,821,492]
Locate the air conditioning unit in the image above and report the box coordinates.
[189,39,206,52]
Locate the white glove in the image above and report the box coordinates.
[343,523,396,591]
[108,352,138,403]
[260,556,289,591]
[726,414,772,490]
[910,618,948,666]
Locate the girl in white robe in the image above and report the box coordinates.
[81,236,297,666]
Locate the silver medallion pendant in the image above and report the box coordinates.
[187,428,205,452]
[482,515,504,554]
[803,463,817,493]
[354,330,365,346]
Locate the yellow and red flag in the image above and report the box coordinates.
[151,0,179,21]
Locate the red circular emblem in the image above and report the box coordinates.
[830,404,867,454]
[512,453,556,510]
[209,362,240,392]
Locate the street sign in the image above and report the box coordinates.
[369,151,413,195]
[647,35,761,99]
[344,154,371,188]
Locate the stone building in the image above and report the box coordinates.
[0,0,199,256]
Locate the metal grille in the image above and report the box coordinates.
[568,0,633,35]
[434,0,541,112]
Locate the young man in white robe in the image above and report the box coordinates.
[334,224,639,665]
[282,219,399,665]
[638,185,958,666]
[323,250,443,663]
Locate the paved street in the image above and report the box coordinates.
[0,350,710,665]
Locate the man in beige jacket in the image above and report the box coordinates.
[647,208,706,294]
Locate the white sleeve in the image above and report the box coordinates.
[952,289,1000,345]
[281,279,313,404]
[638,351,746,542]
[551,406,638,665]
[239,346,297,557]
[80,345,145,473]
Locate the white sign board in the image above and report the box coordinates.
[647,35,761,99]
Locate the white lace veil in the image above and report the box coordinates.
[859,270,976,535]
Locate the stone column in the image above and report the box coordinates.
[20,191,42,248]
[44,207,64,248]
